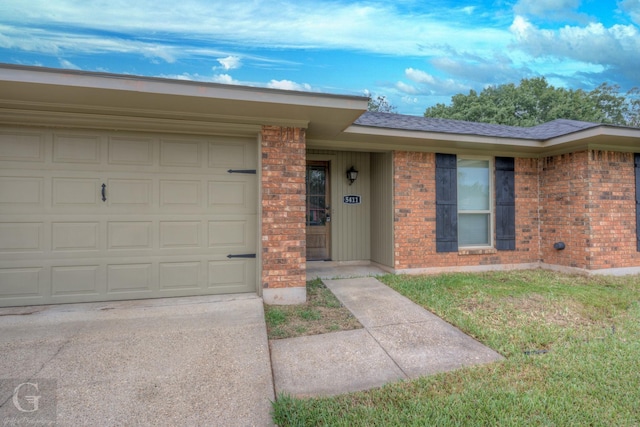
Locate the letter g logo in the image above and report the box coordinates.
[12,382,41,412]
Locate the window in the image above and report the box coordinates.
[457,158,492,247]
[435,154,515,252]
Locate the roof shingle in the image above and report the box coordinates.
[353,111,602,140]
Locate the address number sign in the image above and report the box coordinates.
[343,195,361,204]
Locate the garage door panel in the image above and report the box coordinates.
[0,131,45,162]
[51,265,100,296]
[0,129,258,307]
[208,179,256,213]
[159,261,201,290]
[209,141,249,168]
[107,179,152,206]
[0,176,43,206]
[53,177,100,206]
[52,222,100,252]
[208,218,256,250]
[159,221,201,248]
[107,263,153,293]
[0,222,43,252]
[160,180,202,207]
[108,221,153,250]
[108,136,154,166]
[0,267,43,298]
[53,134,101,164]
[160,139,201,167]
[208,259,255,293]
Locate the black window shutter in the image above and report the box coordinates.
[635,153,640,252]
[495,157,516,251]
[435,153,458,252]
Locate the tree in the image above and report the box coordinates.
[368,95,397,113]
[424,77,640,127]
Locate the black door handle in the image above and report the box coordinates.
[227,254,256,259]
[101,183,106,202]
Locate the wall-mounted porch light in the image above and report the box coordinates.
[346,166,358,185]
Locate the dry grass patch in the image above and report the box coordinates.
[461,293,594,328]
[264,279,362,339]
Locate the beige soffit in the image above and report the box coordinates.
[336,123,640,157]
[0,64,368,138]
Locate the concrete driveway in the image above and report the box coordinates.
[0,295,274,426]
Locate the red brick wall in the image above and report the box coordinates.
[539,152,590,268]
[539,150,640,270]
[261,126,306,289]
[393,152,540,270]
[585,150,639,269]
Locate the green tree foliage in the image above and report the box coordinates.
[368,95,397,113]
[424,77,640,127]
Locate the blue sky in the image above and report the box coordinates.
[1,0,638,115]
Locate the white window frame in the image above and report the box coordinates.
[457,156,494,249]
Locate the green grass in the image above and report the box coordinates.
[272,270,640,426]
[264,278,362,339]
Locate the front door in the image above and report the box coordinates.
[306,161,331,260]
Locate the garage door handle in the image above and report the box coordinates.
[227,253,256,259]
[101,183,107,202]
[227,169,256,174]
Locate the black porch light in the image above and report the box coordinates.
[346,166,358,185]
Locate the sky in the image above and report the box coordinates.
[1,0,639,115]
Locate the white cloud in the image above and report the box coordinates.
[513,0,588,22]
[405,68,437,85]
[396,68,469,96]
[59,59,80,69]
[217,55,241,70]
[461,6,476,14]
[0,0,510,59]
[266,79,312,91]
[619,0,640,25]
[211,73,239,84]
[159,72,241,85]
[510,15,640,80]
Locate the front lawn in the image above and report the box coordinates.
[272,270,640,426]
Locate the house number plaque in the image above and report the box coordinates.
[343,195,361,204]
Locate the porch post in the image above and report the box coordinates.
[260,126,307,304]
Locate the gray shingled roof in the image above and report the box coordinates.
[353,111,602,140]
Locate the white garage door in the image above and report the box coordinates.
[0,128,258,307]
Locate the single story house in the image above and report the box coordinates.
[0,64,639,307]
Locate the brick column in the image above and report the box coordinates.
[260,126,307,304]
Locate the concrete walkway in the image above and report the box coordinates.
[270,277,504,397]
[0,295,274,427]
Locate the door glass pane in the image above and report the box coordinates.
[458,159,489,210]
[306,166,326,226]
[459,214,490,246]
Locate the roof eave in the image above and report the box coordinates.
[338,123,640,156]
[0,64,368,139]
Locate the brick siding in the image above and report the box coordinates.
[539,150,640,270]
[585,150,639,269]
[393,149,638,272]
[393,152,540,270]
[260,126,306,289]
